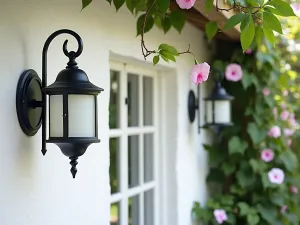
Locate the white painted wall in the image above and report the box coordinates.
[0,0,212,224]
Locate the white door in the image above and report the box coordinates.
[109,61,160,225]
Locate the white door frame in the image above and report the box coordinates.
[109,60,161,225]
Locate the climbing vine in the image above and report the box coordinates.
[192,4,300,224]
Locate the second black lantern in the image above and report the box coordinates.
[188,69,234,133]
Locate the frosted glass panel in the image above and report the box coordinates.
[68,95,95,137]
[49,95,63,137]
[215,100,231,123]
[205,101,213,124]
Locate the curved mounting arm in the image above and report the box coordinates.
[41,29,83,155]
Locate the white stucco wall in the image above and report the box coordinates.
[0,1,212,225]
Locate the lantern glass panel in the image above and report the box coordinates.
[205,100,213,124]
[68,94,95,137]
[214,100,231,124]
[49,95,64,137]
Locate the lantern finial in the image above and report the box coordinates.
[70,157,78,178]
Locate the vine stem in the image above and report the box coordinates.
[216,0,263,14]
[140,0,196,61]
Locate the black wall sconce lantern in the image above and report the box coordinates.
[16,29,103,178]
[188,69,234,134]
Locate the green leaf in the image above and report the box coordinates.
[240,15,250,31]
[255,26,264,45]
[113,0,125,11]
[162,16,171,33]
[247,123,266,144]
[250,159,267,173]
[230,184,246,195]
[267,0,296,17]
[247,214,260,225]
[156,0,170,13]
[241,73,254,89]
[153,55,160,65]
[278,151,298,172]
[270,192,285,206]
[169,11,185,33]
[125,0,135,12]
[263,26,275,44]
[206,168,225,184]
[257,204,277,224]
[263,12,283,34]
[223,13,248,30]
[136,14,154,36]
[205,21,218,41]
[160,53,169,62]
[238,202,250,216]
[241,15,255,52]
[228,136,248,155]
[82,0,92,9]
[236,164,255,187]
[222,163,236,175]
[158,44,179,55]
[160,50,176,62]
[205,0,214,13]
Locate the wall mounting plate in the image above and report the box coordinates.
[188,90,197,123]
[16,69,43,136]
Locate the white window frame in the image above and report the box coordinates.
[109,61,161,225]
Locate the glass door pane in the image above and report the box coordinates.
[128,195,140,225]
[143,76,153,126]
[110,70,121,129]
[128,135,140,188]
[144,133,154,183]
[110,202,121,225]
[110,138,120,194]
[127,74,139,127]
[144,189,154,225]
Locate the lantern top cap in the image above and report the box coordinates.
[44,66,103,95]
[204,82,234,100]
[204,68,234,101]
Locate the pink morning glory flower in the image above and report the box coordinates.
[281,103,286,109]
[213,209,228,224]
[289,117,297,127]
[284,128,294,137]
[268,126,281,138]
[280,110,290,120]
[290,186,298,193]
[292,3,300,15]
[268,168,285,184]
[245,48,253,55]
[176,0,196,9]
[280,205,288,213]
[190,62,210,85]
[261,149,274,162]
[225,63,243,82]
[263,88,270,96]
[283,90,288,96]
